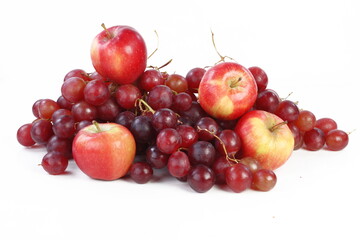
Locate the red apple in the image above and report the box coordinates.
[72,122,136,180]
[90,24,147,85]
[198,62,257,120]
[235,110,294,170]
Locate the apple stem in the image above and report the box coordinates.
[211,30,237,65]
[136,98,155,114]
[230,77,242,88]
[101,23,113,39]
[270,121,288,132]
[196,126,239,165]
[92,120,102,132]
[147,30,159,60]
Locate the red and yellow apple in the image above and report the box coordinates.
[235,110,294,170]
[72,122,136,180]
[198,62,257,120]
[90,24,147,85]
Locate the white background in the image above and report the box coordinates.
[1,0,359,239]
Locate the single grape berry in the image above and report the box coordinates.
[30,120,54,144]
[255,89,280,113]
[151,108,178,131]
[274,100,299,122]
[156,128,182,154]
[185,67,206,92]
[84,79,111,106]
[248,66,268,92]
[115,84,141,109]
[212,156,231,184]
[146,146,169,169]
[165,74,188,93]
[41,152,68,175]
[251,169,277,191]
[176,125,198,148]
[303,128,325,151]
[187,141,216,167]
[325,129,349,151]
[195,117,220,141]
[295,110,316,132]
[315,118,337,135]
[17,123,36,147]
[130,162,153,184]
[214,129,241,156]
[225,163,252,193]
[187,165,215,193]
[147,85,173,110]
[167,151,191,178]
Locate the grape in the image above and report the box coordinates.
[325,129,349,151]
[225,163,252,193]
[32,99,43,118]
[179,101,207,126]
[315,118,337,135]
[238,157,261,174]
[188,141,216,167]
[84,79,111,106]
[130,162,153,184]
[216,119,238,130]
[30,120,53,144]
[138,69,165,91]
[96,97,121,122]
[41,152,68,175]
[214,129,241,156]
[187,165,215,193]
[295,110,316,132]
[38,99,60,120]
[167,151,191,178]
[51,109,72,123]
[17,123,36,147]
[185,67,206,92]
[176,125,198,148]
[255,89,280,113]
[212,156,231,184]
[172,92,192,112]
[130,115,155,143]
[251,169,277,191]
[76,120,92,132]
[248,66,268,92]
[114,111,136,129]
[71,101,97,122]
[52,115,76,139]
[145,146,169,169]
[115,84,141,109]
[156,128,182,154]
[303,128,325,151]
[287,122,303,150]
[165,74,188,93]
[64,69,90,82]
[57,96,73,110]
[61,77,86,103]
[46,135,72,158]
[151,108,178,131]
[195,117,220,141]
[147,85,173,110]
[275,100,299,122]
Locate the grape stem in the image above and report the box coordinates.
[211,30,236,64]
[135,98,155,114]
[148,59,173,71]
[196,126,239,165]
[147,30,159,60]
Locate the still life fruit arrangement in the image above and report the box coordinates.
[16,24,350,193]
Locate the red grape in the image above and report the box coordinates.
[167,151,191,178]
[52,115,76,139]
[61,77,87,103]
[225,163,252,193]
[156,128,182,154]
[325,129,349,151]
[212,156,231,184]
[187,165,215,193]
[115,111,136,129]
[30,120,53,144]
[147,85,173,110]
[165,74,188,93]
[238,157,261,174]
[130,162,153,184]
[84,79,111,106]
[275,100,299,122]
[96,97,121,122]
[64,69,90,82]
[17,123,36,147]
[172,92,192,112]
[151,108,178,131]
[251,169,277,191]
[115,84,141,109]
[214,129,241,156]
[176,125,198,148]
[130,115,155,143]
[146,146,169,169]
[295,110,316,132]
[315,118,337,135]
[195,117,220,141]
[138,69,165,91]
[41,152,68,175]
[51,109,72,123]
[38,99,60,120]
[71,101,97,122]
[303,128,325,151]
[255,89,280,113]
[187,141,216,167]
[46,135,72,159]
[248,66,268,92]
[185,67,206,92]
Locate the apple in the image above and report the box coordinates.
[90,24,147,85]
[72,122,136,180]
[198,62,257,120]
[235,110,294,170]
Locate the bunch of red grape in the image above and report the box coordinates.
[16,65,349,193]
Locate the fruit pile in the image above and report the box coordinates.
[16,24,349,193]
